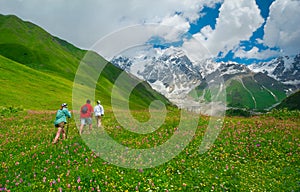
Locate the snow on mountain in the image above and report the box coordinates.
[112,47,203,102]
[248,54,300,87]
[111,47,299,110]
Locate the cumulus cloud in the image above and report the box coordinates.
[0,0,298,62]
[234,46,280,60]
[182,0,265,61]
[192,0,264,58]
[159,14,190,42]
[0,0,221,49]
[263,0,300,56]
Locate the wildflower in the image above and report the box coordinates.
[77,177,81,183]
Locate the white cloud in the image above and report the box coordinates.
[159,14,190,42]
[234,46,280,60]
[191,0,264,58]
[0,0,298,62]
[263,0,300,56]
[0,0,222,49]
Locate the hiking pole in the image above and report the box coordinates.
[66,118,69,139]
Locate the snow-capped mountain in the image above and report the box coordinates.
[248,54,300,87]
[111,47,300,111]
[112,47,203,101]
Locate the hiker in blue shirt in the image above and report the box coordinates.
[52,103,72,144]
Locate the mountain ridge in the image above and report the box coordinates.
[111,47,299,111]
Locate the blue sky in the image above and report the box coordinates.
[0,0,299,64]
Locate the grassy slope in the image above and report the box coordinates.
[276,90,300,110]
[0,14,79,79]
[241,76,276,109]
[192,74,288,110]
[0,55,73,109]
[226,79,255,109]
[0,14,170,110]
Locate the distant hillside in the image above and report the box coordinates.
[191,64,288,111]
[0,14,170,110]
[111,47,293,111]
[275,90,300,110]
[225,72,287,110]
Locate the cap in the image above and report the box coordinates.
[61,103,68,107]
[97,100,101,104]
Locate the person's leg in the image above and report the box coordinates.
[95,116,98,127]
[95,116,100,127]
[98,116,102,127]
[89,117,92,131]
[62,128,66,140]
[52,127,62,144]
[79,119,85,134]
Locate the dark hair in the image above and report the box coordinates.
[86,99,91,104]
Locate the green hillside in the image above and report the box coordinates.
[191,73,288,110]
[0,14,170,110]
[0,55,73,109]
[276,90,300,110]
[226,79,256,109]
[0,14,80,80]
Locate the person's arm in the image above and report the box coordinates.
[64,108,72,118]
[67,110,72,118]
[101,105,104,116]
[90,105,93,118]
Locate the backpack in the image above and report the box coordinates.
[81,105,88,114]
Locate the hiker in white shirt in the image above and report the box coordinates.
[94,100,104,127]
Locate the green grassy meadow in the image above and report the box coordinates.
[0,109,299,191]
